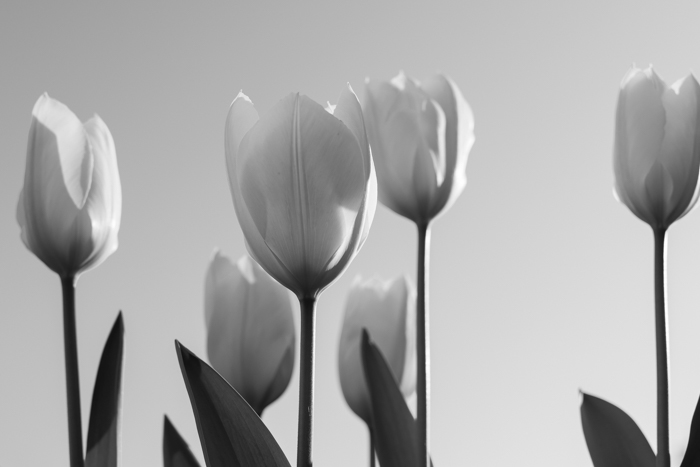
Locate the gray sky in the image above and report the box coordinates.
[3,1,700,466]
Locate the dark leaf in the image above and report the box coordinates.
[85,312,125,467]
[163,415,202,467]
[681,391,700,467]
[580,392,655,467]
[175,341,290,467]
[361,329,420,467]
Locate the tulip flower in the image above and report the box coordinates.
[363,72,474,467]
[17,93,122,280]
[204,251,296,416]
[607,66,700,467]
[225,85,376,300]
[338,275,416,425]
[613,66,700,231]
[225,84,376,467]
[363,71,474,224]
[16,93,121,467]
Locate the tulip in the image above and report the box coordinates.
[609,66,700,467]
[225,84,377,467]
[17,93,122,280]
[338,275,416,425]
[613,66,700,230]
[16,93,121,467]
[225,85,377,300]
[363,71,474,224]
[205,252,295,416]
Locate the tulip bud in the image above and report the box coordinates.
[225,85,377,299]
[613,66,700,230]
[16,93,122,279]
[204,252,296,416]
[337,275,416,424]
[363,71,475,224]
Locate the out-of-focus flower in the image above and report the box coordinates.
[338,275,416,424]
[205,251,296,415]
[16,93,122,279]
[225,85,377,299]
[363,71,474,224]
[613,66,700,230]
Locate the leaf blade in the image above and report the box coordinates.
[175,341,290,467]
[580,392,655,467]
[163,415,202,467]
[680,392,700,467]
[85,312,125,467]
[361,329,420,467]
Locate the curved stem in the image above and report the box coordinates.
[416,222,431,467]
[369,426,376,467]
[653,228,669,467]
[297,296,317,467]
[61,276,84,467]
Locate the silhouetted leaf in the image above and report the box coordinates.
[175,341,290,467]
[580,392,655,467]
[85,312,124,467]
[681,392,700,467]
[361,329,420,467]
[163,415,202,467]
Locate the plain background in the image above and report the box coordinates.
[3,1,700,466]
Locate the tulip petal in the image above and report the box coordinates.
[225,93,302,293]
[237,94,365,290]
[644,161,674,225]
[32,94,94,209]
[622,68,667,187]
[423,74,475,217]
[332,84,371,166]
[205,252,248,397]
[661,75,700,222]
[81,115,121,272]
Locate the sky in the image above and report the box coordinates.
[4,0,700,466]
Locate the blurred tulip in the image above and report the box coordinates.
[363,71,474,224]
[205,251,296,416]
[613,66,700,230]
[17,93,122,279]
[225,85,377,299]
[338,275,416,425]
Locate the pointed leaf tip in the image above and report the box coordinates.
[361,333,420,467]
[163,415,202,467]
[580,393,655,467]
[85,312,125,467]
[176,343,290,467]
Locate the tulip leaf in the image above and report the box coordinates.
[85,312,124,467]
[361,329,420,467]
[580,392,655,467]
[175,341,291,467]
[681,392,700,467]
[163,415,202,467]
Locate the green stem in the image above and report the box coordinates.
[369,426,376,467]
[653,228,669,467]
[61,275,84,467]
[297,296,317,467]
[416,222,431,467]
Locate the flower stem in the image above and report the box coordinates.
[653,228,670,467]
[369,426,376,467]
[416,222,431,467]
[61,276,84,467]
[297,296,317,467]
